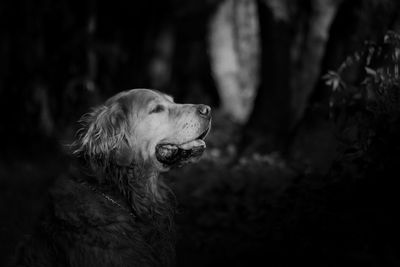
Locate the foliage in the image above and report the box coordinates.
[324,31,400,173]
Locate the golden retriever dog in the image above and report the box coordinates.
[14,89,211,267]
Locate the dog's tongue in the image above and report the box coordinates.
[156,139,206,166]
[178,139,206,150]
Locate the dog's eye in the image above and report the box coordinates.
[150,105,165,114]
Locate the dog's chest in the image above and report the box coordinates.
[49,179,176,266]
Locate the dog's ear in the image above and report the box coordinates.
[73,103,134,168]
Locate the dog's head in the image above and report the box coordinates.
[74,89,211,172]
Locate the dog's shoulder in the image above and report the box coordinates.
[49,176,132,228]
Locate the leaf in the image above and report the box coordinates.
[365,67,377,77]
[322,70,343,91]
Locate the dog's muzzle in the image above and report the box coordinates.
[155,124,210,166]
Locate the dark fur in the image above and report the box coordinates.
[13,93,177,267]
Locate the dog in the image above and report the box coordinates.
[14,89,211,267]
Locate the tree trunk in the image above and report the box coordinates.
[242,0,292,152]
[208,0,260,123]
[241,0,342,154]
[290,0,342,127]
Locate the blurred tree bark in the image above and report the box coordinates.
[290,0,341,125]
[241,0,343,153]
[208,0,260,123]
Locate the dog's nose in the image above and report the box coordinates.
[197,104,211,118]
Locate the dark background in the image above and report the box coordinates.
[1,0,400,266]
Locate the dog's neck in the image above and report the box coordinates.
[91,161,174,221]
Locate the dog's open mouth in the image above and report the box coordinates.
[155,125,211,166]
[197,126,210,140]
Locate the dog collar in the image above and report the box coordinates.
[84,182,137,220]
